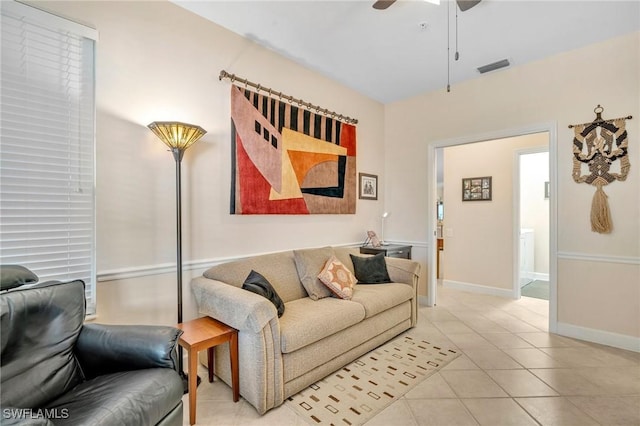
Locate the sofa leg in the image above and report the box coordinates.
[230,332,240,402]
[207,347,215,382]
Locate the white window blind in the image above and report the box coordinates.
[1,1,98,314]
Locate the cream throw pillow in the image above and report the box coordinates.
[318,255,357,300]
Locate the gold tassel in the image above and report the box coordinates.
[590,184,613,234]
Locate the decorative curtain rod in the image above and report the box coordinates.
[568,115,633,129]
[219,70,358,125]
[568,105,632,129]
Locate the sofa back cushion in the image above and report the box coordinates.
[333,247,359,273]
[1,280,85,408]
[204,251,307,303]
[292,247,334,300]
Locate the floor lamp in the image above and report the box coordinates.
[148,121,206,391]
[380,212,389,245]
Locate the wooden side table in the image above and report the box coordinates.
[177,316,239,425]
[360,244,412,259]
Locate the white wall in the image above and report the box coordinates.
[385,32,640,346]
[520,151,550,275]
[34,0,387,325]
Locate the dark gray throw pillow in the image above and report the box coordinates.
[349,253,392,284]
[242,270,285,317]
[0,265,39,291]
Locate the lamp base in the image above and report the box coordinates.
[180,371,202,395]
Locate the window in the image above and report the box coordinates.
[1,1,97,314]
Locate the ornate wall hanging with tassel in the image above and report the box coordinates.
[569,105,632,234]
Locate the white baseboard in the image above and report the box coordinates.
[533,272,549,281]
[519,272,549,288]
[557,322,640,353]
[443,280,514,299]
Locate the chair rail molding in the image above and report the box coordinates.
[97,242,365,282]
[557,251,640,265]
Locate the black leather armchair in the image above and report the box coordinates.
[1,279,184,426]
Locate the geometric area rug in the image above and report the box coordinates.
[285,333,460,425]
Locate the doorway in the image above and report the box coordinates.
[427,123,558,333]
[516,149,550,301]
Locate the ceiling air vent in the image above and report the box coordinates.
[477,59,510,74]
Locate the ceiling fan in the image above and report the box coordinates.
[373,0,481,11]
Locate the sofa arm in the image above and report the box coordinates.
[191,276,283,414]
[75,324,182,380]
[385,257,421,286]
[191,276,278,333]
[385,257,421,327]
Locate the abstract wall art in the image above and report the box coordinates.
[229,85,357,214]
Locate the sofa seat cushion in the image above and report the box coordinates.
[350,283,414,318]
[45,369,182,426]
[280,297,365,353]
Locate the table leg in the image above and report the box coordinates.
[230,331,239,402]
[207,347,215,383]
[188,348,198,425]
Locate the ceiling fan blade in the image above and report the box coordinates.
[372,0,397,10]
[457,0,481,12]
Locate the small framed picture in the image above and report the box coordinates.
[359,173,378,200]
[462,176,492,201]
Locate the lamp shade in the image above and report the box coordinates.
[147,121,206,151]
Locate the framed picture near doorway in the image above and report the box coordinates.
[462,176,492,201]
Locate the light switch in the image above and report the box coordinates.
[446,228,453,237]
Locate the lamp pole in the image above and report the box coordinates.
[172,146,191,389]
[173,147,184,326]
[147,121,206,393]
[381,212,389,245]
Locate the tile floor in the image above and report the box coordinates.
[182,284,640,425]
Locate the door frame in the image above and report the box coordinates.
[427,121,558,333]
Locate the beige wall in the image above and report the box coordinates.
[558,260,639,339]
[442,134,547,291]
[28,1,640,347]
[385,32,640,343]
[34,0,386,325]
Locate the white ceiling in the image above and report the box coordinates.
[173,0,640,104]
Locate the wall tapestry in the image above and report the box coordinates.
[229,85,357,214]
[570,105,633,234]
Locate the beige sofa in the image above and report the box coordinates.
[190,246,421,414]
